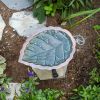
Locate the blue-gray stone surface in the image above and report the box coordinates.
[9,11,46,37]
[1,0,33,10]
[22,30,72,67]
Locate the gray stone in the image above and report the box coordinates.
[0,15,6,41]
[9,11,46,37]
[1,0,33,10]
[6,83,21,100]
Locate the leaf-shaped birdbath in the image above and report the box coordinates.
[19,27,76,80]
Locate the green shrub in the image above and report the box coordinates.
[70,68,100,100]
[95,38,100,64]
[0,56,11,100]
[32,0,93,23]
[89,68,100,84]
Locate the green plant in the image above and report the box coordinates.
[0,76,12,100]
[0,55,6,75]
[95,39,100,63]
[89,68,100,84]
[65,8,100,28]
[44,4,55,16]
[0,56,12,100]
[0,89,6,100]
[43,88,64,100]
[70,68,100,100]
[71,85,100,100]
[93,25,100,64]
[93,25,100,30]
[33,0,93,23]
[18,71,64,100]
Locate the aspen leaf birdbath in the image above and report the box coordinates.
[19,27,76,80]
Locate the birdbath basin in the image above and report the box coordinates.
[19,27,76,80]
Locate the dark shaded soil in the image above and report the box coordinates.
[0,0,100,99]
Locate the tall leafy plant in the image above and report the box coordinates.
[32,0,93,23]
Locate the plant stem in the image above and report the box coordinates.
[64,9,94,20]
[69,8,100,28]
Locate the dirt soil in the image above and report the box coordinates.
[0,0,100,99]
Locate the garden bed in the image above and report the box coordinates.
[0,0,100,99]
